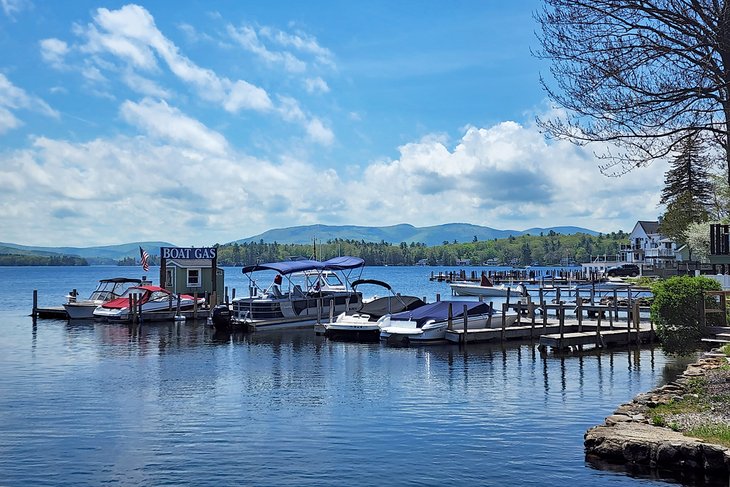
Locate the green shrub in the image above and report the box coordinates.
[651,275,722,355]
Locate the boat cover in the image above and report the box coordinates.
[359,295,426,321]
[390,300,492,328]
[101,277,142,283]
[242,256,365,275]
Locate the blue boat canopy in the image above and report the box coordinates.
[241,256,364,275]
[390,300,492,328]
[321,256,365,270]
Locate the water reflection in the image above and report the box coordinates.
[15,316,700,486]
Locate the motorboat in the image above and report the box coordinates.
[63,277,142,319]
[93,285,205,321]
[449,274,528,298]
[323,279,427,341]
[379,300,518,344]
[227,256,365,330]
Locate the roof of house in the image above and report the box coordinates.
[638,220,660,235]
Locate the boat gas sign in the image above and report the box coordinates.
[161,247,217,260]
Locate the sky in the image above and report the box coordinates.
[0,0,668,247]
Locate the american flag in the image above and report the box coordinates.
[139,246,150,271]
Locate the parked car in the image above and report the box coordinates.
[605,263,640,277]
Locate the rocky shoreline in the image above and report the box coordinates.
[584,351,730,480]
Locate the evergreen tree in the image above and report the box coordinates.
[660,132,713,213]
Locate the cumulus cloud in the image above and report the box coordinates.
[0,117,666,246]
[119,98,229,155]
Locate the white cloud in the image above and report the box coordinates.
[304,77,329,94]
[0,74,59,132]
[79,4,274,114]
[0,117,666,246]
[121,71,171,98]
[259,25,335,69]
[120,98,229,156]
[1,0,26,19]
[0,106,20,134]
[227,24,307,73]
[39,38,69,69]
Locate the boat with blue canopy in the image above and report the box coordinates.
[227,256,365,330]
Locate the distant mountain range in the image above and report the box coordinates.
[0,223,601,262]
[0,241,174,264]
[233,223,600,246]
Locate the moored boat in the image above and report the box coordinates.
[449,274,528,298]
[227,256,365,331]
[323,279,426,341]
[63,277,142,319]
[92,285,205,321]
[379,300,518,345]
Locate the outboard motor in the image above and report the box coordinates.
[211,304,232,329]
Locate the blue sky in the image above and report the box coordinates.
[0,0,666,246]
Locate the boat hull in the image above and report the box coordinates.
[63,301,102,319]
[449,282,514,297]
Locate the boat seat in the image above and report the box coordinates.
[270,285,283,299]
[292,285,305,299]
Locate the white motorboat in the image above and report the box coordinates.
[63,277,142,319]
[449,275,528,298]
[323,279,426,341]
[93,285,205,321]
[226,256,365,331]
[379,300,518,344]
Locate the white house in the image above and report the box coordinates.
[620,221,679,267]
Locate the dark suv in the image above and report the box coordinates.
[605,263,640,277]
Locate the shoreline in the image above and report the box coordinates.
[584,349,730,480]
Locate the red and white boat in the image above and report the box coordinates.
[93,285,205,321]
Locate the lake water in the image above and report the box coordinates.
[0,265,711,486]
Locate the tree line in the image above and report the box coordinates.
[0,254,88,266]
[211,231,628,267]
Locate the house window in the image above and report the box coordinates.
[187,268,201,287]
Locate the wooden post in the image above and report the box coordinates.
[32,290,38,319]
[516,300,522,326]
[436,293,441,302]
[558,304,565,350]
[447,302,453,332]
[613,289,619,323]
[168,292,173,311]
[193,292,198,319]
[232,288,236,300]
[462,304,468,345]
[129,294,135,323]
[329,298,335,323]
[596,305,603,347]
[633,301,641,345]
[176,293,182,316]
[576,289,582,333]
[721,293,728,327]
[317,297,322,324]
[501,302,507,341]
[487,301,493,328]
[529,301,535,338]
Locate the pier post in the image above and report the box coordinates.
[232,288,236,300]
[529,301,535,338]
[558,304,565,350]
[447,302,453,332]
[576,289,582,333]
[501,302,507,341]
[193,292,198,319]
[633,301,641,345]
[329,299,335,323]
[462,304,468,345]
[596,307,603,347]
[487,301,493,328]
[436,293,441,302]
[32,290,38,319]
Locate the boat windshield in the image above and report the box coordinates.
[305,271,344,291]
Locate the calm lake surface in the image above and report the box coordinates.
[0,266,709,486]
